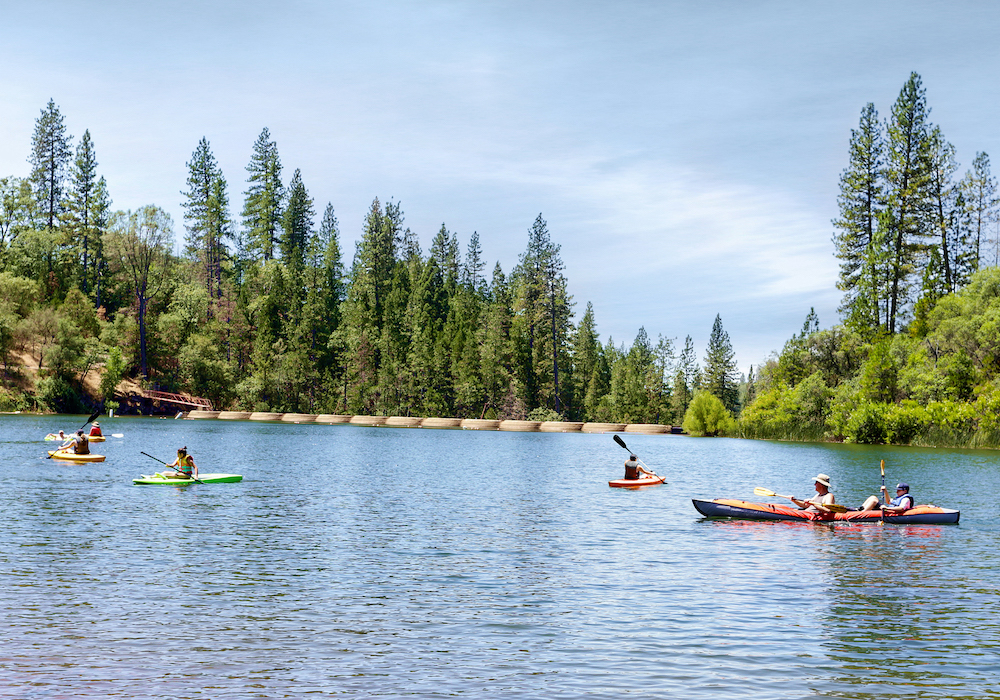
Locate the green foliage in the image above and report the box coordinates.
[101,346,125,403]
[682,391,737,437]
[35,374,85,413]
[527,407,562,421]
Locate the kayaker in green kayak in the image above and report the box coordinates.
[161,446,199,480]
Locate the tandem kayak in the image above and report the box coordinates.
[609,474,667,488]
[47,450,106,462]
[133,473,243,485]
[692,498,960,524]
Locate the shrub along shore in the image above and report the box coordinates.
[184,410,682,435]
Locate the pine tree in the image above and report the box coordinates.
[833,102,885,330]
[882,72,932,333]
[703,314,740,414]
[64,130,100,295]
[242,128,283,262]
[463,230,486,291]
[29,99,73,234]
[280,168,314,269]
[571,301,600,418]
[960,152,999,270]
[670,335,699,419]
[925,126,961,291]
[181,138,231,310]
[512,214,573,414]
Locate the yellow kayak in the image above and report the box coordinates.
[88,435,106,442]
[47,450,106,462]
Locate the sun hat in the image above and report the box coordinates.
[812,473,831,488]
[896,483,909,491]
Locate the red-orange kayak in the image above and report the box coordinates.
[693,498,959,524]
[609,474,666,488]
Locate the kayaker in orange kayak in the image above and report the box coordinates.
[88,422,103,437]
[60,430,91,455]
[624,454,656,480]
[788,473,836,512]
[162,446,198,480]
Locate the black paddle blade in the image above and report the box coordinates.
[81,410,101,429]
[613,434,629,451]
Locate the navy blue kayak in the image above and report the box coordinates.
[693,498,960,524]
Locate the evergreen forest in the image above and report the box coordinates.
[1,104,738,424]
[5,71,999,449]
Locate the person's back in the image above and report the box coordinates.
[89,422,102,437]
[624,456,640,480]
[73,432,90,455]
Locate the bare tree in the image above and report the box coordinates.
[107,206,173,379]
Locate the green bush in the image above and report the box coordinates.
[527,407,562,422]
[35,375,85,413]
[683,391,737,436]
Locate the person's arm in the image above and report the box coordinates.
[191,459,198,479]
[884,495,913,514]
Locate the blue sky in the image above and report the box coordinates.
[2,1,998,372]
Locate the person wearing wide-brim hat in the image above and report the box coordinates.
[788,473,836,512]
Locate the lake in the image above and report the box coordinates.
[2,414,999,698]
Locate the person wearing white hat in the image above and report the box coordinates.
[789,474,836,512]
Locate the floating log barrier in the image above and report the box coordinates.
[315,414,352,424]
[187,410,221,420]
[249,412,284,421]
[499,420,542,432]
[350,415,387,426]
[217,411,251,420]
[385,416,424,428]
[461,419,501,430]
[282,413,317,423]
[625,423,669,434]
[581,422,627,433]
[421,417,463,429]
[539,421,585,432]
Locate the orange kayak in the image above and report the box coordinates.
[609,474,666,488]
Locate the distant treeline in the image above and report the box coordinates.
[0,102,745,422]
[741,72,1000,447]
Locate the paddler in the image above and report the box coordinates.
[60,430,91,455]
[624,454,656,480]
[46,430,67,441]
[859,483,914,513]
[162,446,198,480]
[788,473,835,512]
[88,421,103,437]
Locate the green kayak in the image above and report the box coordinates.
[133,472,243,485]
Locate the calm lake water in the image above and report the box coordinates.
[2,414,999,698]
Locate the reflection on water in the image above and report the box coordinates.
[1,415,999,698]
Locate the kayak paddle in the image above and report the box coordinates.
[753,487,848,513]
[880,459,886,525]
[140,451,204,484]
[80,410,100,431]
